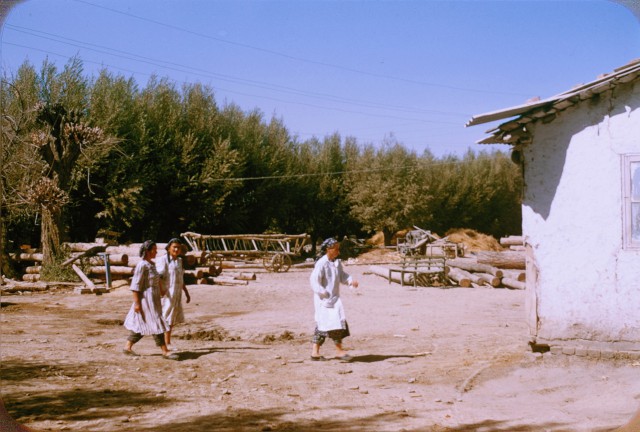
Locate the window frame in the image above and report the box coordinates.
[622,154,640,249]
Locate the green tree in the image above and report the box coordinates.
[347,137,424,246]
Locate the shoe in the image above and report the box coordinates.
[163,353,180,360]
[336,354,353,362]
[166,344,178,352]
[310,356,327,361]
[122,349,140,357]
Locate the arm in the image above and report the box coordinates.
[309,261,330,298]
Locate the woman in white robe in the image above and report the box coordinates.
[123,240,179,360]
[158,238,191,350]
[309,238,359,361]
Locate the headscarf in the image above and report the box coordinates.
[316,237,338,261]
[139,240,156,257]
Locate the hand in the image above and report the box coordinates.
[350,280,359,288]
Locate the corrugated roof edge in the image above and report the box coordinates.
[465,58,640,141]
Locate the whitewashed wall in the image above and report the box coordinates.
[523,80,640,350]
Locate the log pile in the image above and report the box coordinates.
[8,241,257,292]
[370,248,526,290]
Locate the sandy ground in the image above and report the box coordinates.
[1,258,640,432]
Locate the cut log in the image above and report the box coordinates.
[509,245,526,252]
[446,258,503,278]
[88,266,133,276]
[18,252,43,262]
[447,267,489,286]
[476,251,525,270]
[501,269,526,282]
[501,277,526,290]
[210,276,249,286]
[24,266,42,274]
[499,235,524,246]
[63,242,105,252]
[475,272,501,287]
[62,245,107,266]
[447,268,471,288]
[224,271,257,281]
[73,252,128,266]
[368,265,413,285]
[1,281,49,293]
[72,264,96,290]
[21,274,40,282]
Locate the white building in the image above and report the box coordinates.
[467,59,640,354]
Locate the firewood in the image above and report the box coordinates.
[499,235,524,246]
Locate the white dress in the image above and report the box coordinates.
[310,255,353,332]
[158,255,185,326]
[123,260,168,335]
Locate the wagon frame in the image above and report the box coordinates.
[180,232,310,272]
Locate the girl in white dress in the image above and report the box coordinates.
[310,238,359,361]
[158,238,191,350]
[123,240,179,360]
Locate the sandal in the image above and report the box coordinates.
[310,356,327,361]
[122,349,140,357]
[336,354,353,362]
[163,353,180,361]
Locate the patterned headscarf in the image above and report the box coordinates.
[139,240,156,257]
[316,237,338,261]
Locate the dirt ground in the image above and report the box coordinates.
[2,255,640,431]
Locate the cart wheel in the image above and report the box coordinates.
[262,254,275,272]
[263,253,291,272]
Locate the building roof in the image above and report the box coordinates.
[466,58,640,145]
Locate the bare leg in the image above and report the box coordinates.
[311,342,321,357]
[164,326,173,346]
[334,342,348,358]
[124,340,135,352]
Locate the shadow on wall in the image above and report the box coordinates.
[525,95,633,221]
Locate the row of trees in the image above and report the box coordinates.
[1,57,522,267]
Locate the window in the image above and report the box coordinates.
[623,154,640,248]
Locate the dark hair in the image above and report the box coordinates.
[139,240,156,257]
[166,238,183,251]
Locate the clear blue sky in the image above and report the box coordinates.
[1,0,639,157]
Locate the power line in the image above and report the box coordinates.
[71,0,532,98]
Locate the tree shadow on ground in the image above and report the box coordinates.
[116,407,611,432]
[0,362,87,382]
[3,388,169,422]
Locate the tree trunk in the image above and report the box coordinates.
[40,207,62,267]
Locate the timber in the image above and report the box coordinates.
[447,257,503,277]
[499,235,524,246]
[88,266,133,276]
[447,268,471,288]
[476,251,525,270]
[72,264,96,290]
[501,277,526,290]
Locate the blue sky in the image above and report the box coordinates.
[1,0,639,157]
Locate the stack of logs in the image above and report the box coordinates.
[372,235,526,289]
[440,235,525,289]
[12,242,256,288]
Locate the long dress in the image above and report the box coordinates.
[309,255,353,332]
[123,260,167,335]
[158,254,185,326]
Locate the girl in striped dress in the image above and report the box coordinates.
[122,240,179,360]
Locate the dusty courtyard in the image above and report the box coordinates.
[1,260,640,431]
